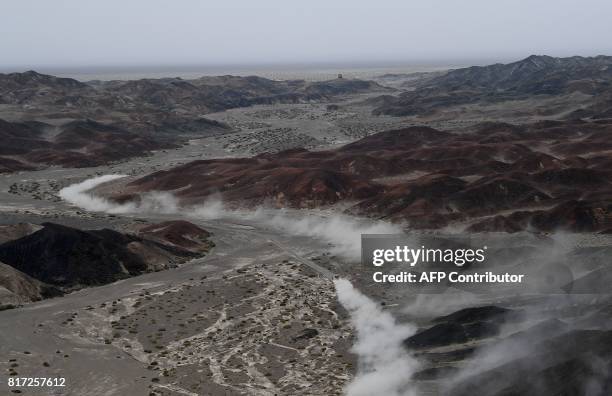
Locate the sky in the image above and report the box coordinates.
[1,0,612,69]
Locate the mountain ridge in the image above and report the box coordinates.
[374,54,612,116]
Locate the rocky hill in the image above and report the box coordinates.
[374,55,612,116]
[0,221,212,304]
[0,262,61,308]
[119,119,612,233]
[426,55,612,94]
[0,70,95,105]
[0,118,179,170]
[404,304,612,395]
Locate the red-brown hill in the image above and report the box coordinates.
[120,120,612,233]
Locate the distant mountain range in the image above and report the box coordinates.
[373,55,612,116]
[3,55,612,173]
[0,71,389,171]
[0,70,389,112]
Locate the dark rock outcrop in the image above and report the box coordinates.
[404,306,517,350]
[0,221,212,291]
[448,330,612,396]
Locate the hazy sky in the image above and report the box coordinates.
[2,0,612,69]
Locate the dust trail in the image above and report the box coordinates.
[59,175,402,261]
[59,174,128,212]
[58,174,180,214]
[251,209,402,261]
[334,279,419,396]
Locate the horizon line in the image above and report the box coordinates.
[5,52,612,73]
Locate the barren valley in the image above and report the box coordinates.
[2,55,612,395]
